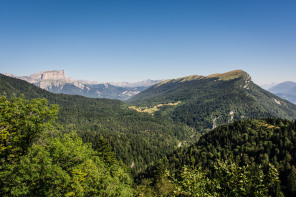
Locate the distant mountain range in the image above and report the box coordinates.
[127,70,296,131]
[267,81,296,104]
[2,70,296,196]
[2,69,296,179]
[0,73,198,173]
[4,70,162,100]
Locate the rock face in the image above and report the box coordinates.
[4,70,161,100]
[41,70,67,80]
[18,70,68,83]
[12,70,84,90]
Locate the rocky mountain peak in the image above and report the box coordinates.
[3,70,160,100]
[41,70,67,80]
[30,70,67,81]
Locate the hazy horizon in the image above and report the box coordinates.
[3,69,296,87]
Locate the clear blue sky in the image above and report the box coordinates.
[0,0,295,84]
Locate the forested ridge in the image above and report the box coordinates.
[137,118,296,196]
[128,70,296,132]
[0,73,199,173]
[2,72,296,196]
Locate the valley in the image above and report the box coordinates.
[0,73,200,173]
[1,70,296,196]
[2,0,295,195]
[5,70,161,100]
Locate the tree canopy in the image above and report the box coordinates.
[0,96,133,196]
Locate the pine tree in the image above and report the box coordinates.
[96,136,118,166]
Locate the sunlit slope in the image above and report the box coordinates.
[127,70,296,131]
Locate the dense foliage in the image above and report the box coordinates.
[127,70,296,132]
[136,160,280,196]
[0,74,199,173]
[0,96,58,165]
[2,73,296,196]
[0,96,133,196]
[138,118,296,196]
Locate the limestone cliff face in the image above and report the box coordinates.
[41,70,67,80]
[4,70,158,100]
[7,70,84,90]
[24,70,79,90]
[29,70,67,82]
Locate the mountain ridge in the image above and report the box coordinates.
[0,73,199,173]
[127,70,296,132]
[268,81,296,94]
[268,81,296,104]
[154,70,248,88]
[4,70,162,100]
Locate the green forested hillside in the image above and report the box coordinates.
[0,96,133,196]
[0,74,199,173]
[138,118,296,196]
[2,73,296,196]
[127,70,296,132]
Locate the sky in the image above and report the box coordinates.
[0,0,295,85]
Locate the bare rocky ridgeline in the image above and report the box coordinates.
[33,70,67,81]
[8,70,68,83]
[6,70,84,90]
[4,70,162,100]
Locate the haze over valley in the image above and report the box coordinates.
[4,70,162,100]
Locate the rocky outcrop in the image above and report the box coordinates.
[4,70,160,100]
[27,70,67,82]
[40,70,67,80]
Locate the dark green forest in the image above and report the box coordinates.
[0,96,133,196]
[1,72,296,196]
[128,70,296,132]
[137,118,296,196]
[0,74,199,173]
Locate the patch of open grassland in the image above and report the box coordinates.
[129,101,181,114]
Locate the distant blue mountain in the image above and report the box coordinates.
[268,81,296,104]
[4,70,162,100]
